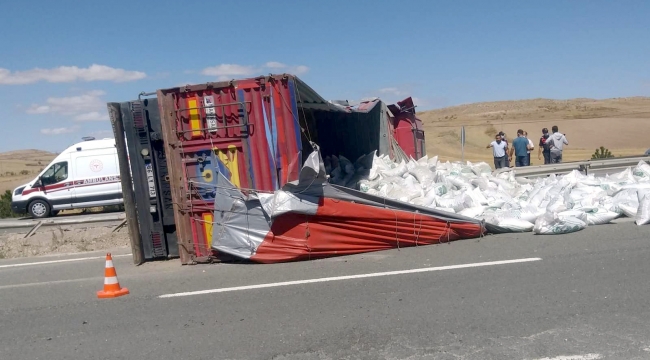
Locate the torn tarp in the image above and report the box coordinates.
[212,150,486,263]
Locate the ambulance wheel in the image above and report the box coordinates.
[28,200,51,219]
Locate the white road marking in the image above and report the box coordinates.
[159,257,542,298]
[0,254,132,269]
[535,354,602,360]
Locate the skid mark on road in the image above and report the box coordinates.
[0,253,132,269]
[159,257,542,298]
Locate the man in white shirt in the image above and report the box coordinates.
[498,131,510,167]
[524,131,535,166]
[487,134,509,169]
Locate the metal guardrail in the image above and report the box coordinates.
[493,156,650,178]
[0,213,126,229]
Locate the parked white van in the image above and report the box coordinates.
[11,138,124,218]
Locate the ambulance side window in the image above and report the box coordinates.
[41,162,69,186]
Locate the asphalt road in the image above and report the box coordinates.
[2,218,650,359]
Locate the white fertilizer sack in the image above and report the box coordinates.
[534,215,587,235]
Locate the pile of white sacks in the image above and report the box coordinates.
[326,152,650,234]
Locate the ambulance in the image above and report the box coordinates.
[11,137,124,218]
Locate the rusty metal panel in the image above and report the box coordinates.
[156,75,304,263]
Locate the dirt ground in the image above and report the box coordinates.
[0,224,130,259]
[0,149,56,193]
[418,97,650,166]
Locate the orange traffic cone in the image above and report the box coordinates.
[97,253,129,299]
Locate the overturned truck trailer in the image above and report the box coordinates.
[155,74,478,264]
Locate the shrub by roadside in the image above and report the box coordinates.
[0,190,21,219]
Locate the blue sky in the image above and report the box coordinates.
[1,0,648,152]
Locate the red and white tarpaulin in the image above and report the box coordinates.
[212,150,486,263]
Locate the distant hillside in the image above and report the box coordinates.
[416,97,650,165]
[0,149,57,161]
[0,149,57,193]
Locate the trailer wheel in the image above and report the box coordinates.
[28,200,51,219]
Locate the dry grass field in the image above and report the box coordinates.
[417,97,650,167]
[0,150,56,193]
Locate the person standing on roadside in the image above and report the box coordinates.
[548,125,569,163]
[509,129,532,167]
[487,134,509,169]
[524,131,534,165]
[499,131,510,167]
[538,128,551,164]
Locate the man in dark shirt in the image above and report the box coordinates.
[538,128,551,164]
[509,129,532,167]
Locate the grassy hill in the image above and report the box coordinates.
[417,96,650,166]
[0,150,57,193]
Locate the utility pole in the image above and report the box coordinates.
[460,126,466,162]
[107,103,143,265]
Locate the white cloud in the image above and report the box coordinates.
[88,129,114,138]
[264,61,287,69]
[27,90,108,121]
[201,64,257,81]
[289,65,310,75]
[26,105,51,114]
[201,62,310,80]
[40,126,80,135]
[378,87,406,96]
[74,111,109,122]
[0,64,146,85]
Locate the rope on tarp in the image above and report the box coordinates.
[391,138,410,164]
[388,207,400,250]
[304,215,313,261]
[444,221,451,244]
[188,180,275,194]
[413,211,423,247]
[284,78,314,144]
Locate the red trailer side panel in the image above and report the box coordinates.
[390,97,426,160]
[157,76,303,262]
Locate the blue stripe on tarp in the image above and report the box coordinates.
[237,89,256,188]
[288,79,303,152]
[269,87,281,169]
[261,96,278,189]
